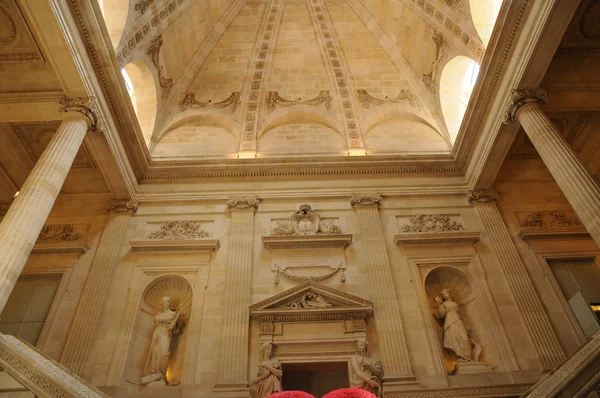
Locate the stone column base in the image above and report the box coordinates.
[383,375,419,397]
[212,382,251,398]
[454,361,492,375]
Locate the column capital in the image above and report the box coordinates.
[107,199,138,214]
[350,192,382,208]
[503,89,547,124]
[58,97,102,131]
[467,189,497,205]
[227,196,259,211]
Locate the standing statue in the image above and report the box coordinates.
[436,289,472,362]
[349,339,383,398]
[251,343,282,398]
[140,296,182,385]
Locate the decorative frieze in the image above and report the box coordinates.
[135,0,154,13]
[36,224,81,243]
[147,35,173,98]
[519,211,581,228]
[266,90,332,114]
[400,214,464,233]
[516,211,588,242]
[146,221,210,240]
[179,92,241,114]
[357,89,419,110]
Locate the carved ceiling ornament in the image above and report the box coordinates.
[228,196,259,210]
[135,0,155,14]
[443,0,463,9]
[520,211,582,228]
[58,97,102,131]
[36,224,82,244]
[503,89,548,124]
[357,89,419,110]
[0,0,43,62]
[422,31,448,93]
[107,199,139,214]
[467,189,497,204]
[179,92,241,114]
[271,204,341,236]
[146,221,210,240]
[350,193,382,208]
[147,35,173,98]
[0,4,16,45]
[400,214,464,233]
[266,90,332,114]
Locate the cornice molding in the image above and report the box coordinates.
[227,196,259,211]
[350,193,382,208]
[107,198,138,214]
[467,189,497,204]
[503,89,548,124]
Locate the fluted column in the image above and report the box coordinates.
[60,199,137,375]
[0,98,99,312]
[351,193,416,390]
[468,190,565,369]
[213,196,258,398]
[505,89,600,247]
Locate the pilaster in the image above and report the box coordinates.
[468,190,565,369]
[61,199,137,375]
[213,196,259,398]
[350,193,416,394]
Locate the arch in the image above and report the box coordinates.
[439,56,479,144]
[99,0,129,48]
[159,109,240,143]
[123,61,158,148]
[258,119,346,156]
[260,104,343,140]
[470,0,503,46]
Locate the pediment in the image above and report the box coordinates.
[250,282,373,322]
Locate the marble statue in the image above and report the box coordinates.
[436,289,472,362]
[140,296,182,385]
[251,343,282,398]
[349,339,383,398]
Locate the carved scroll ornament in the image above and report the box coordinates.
[266,90,332,114]
[400,214,464,233]
[180,92,241,113]
[520,211,581,228]
[146,221,210,240]
[147,35,173,98]
[357,89,418,110]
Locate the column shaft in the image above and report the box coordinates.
[473,200,564,368]
[0,112,89,312]
[214,197,258,397]
[351,194,415,387]
[517,104,600,247]
[60,200,136,375]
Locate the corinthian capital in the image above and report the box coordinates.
[503,89,547,124]
[58,97,102,131]
[350,193,382,208]
[467,189,497,205]
[228,196,259,211]
[107,199,138,214]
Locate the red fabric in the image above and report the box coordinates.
[268,391,316,398]
[322,388,377,398]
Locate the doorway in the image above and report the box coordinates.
[282,362,349,398]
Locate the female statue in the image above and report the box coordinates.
[140,296,182,385]
[436,289,472,362]
[349,339,383,398]
[251,343,282,398]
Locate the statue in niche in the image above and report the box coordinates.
[349,339,383,398]
[140,296,182,385]
[435,289,481,363]
[251,343,282,398]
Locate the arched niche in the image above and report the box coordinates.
[364,115,449,154]
[424,266,487,373]
[152,118,238,159]
[99,0,129,48]
[125,275,193,386]
[258,119,346,157]
[439,56,479,144]
[123,61,158,148]
[470,0,503,46]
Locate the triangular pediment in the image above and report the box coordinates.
[250,281,372,314]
